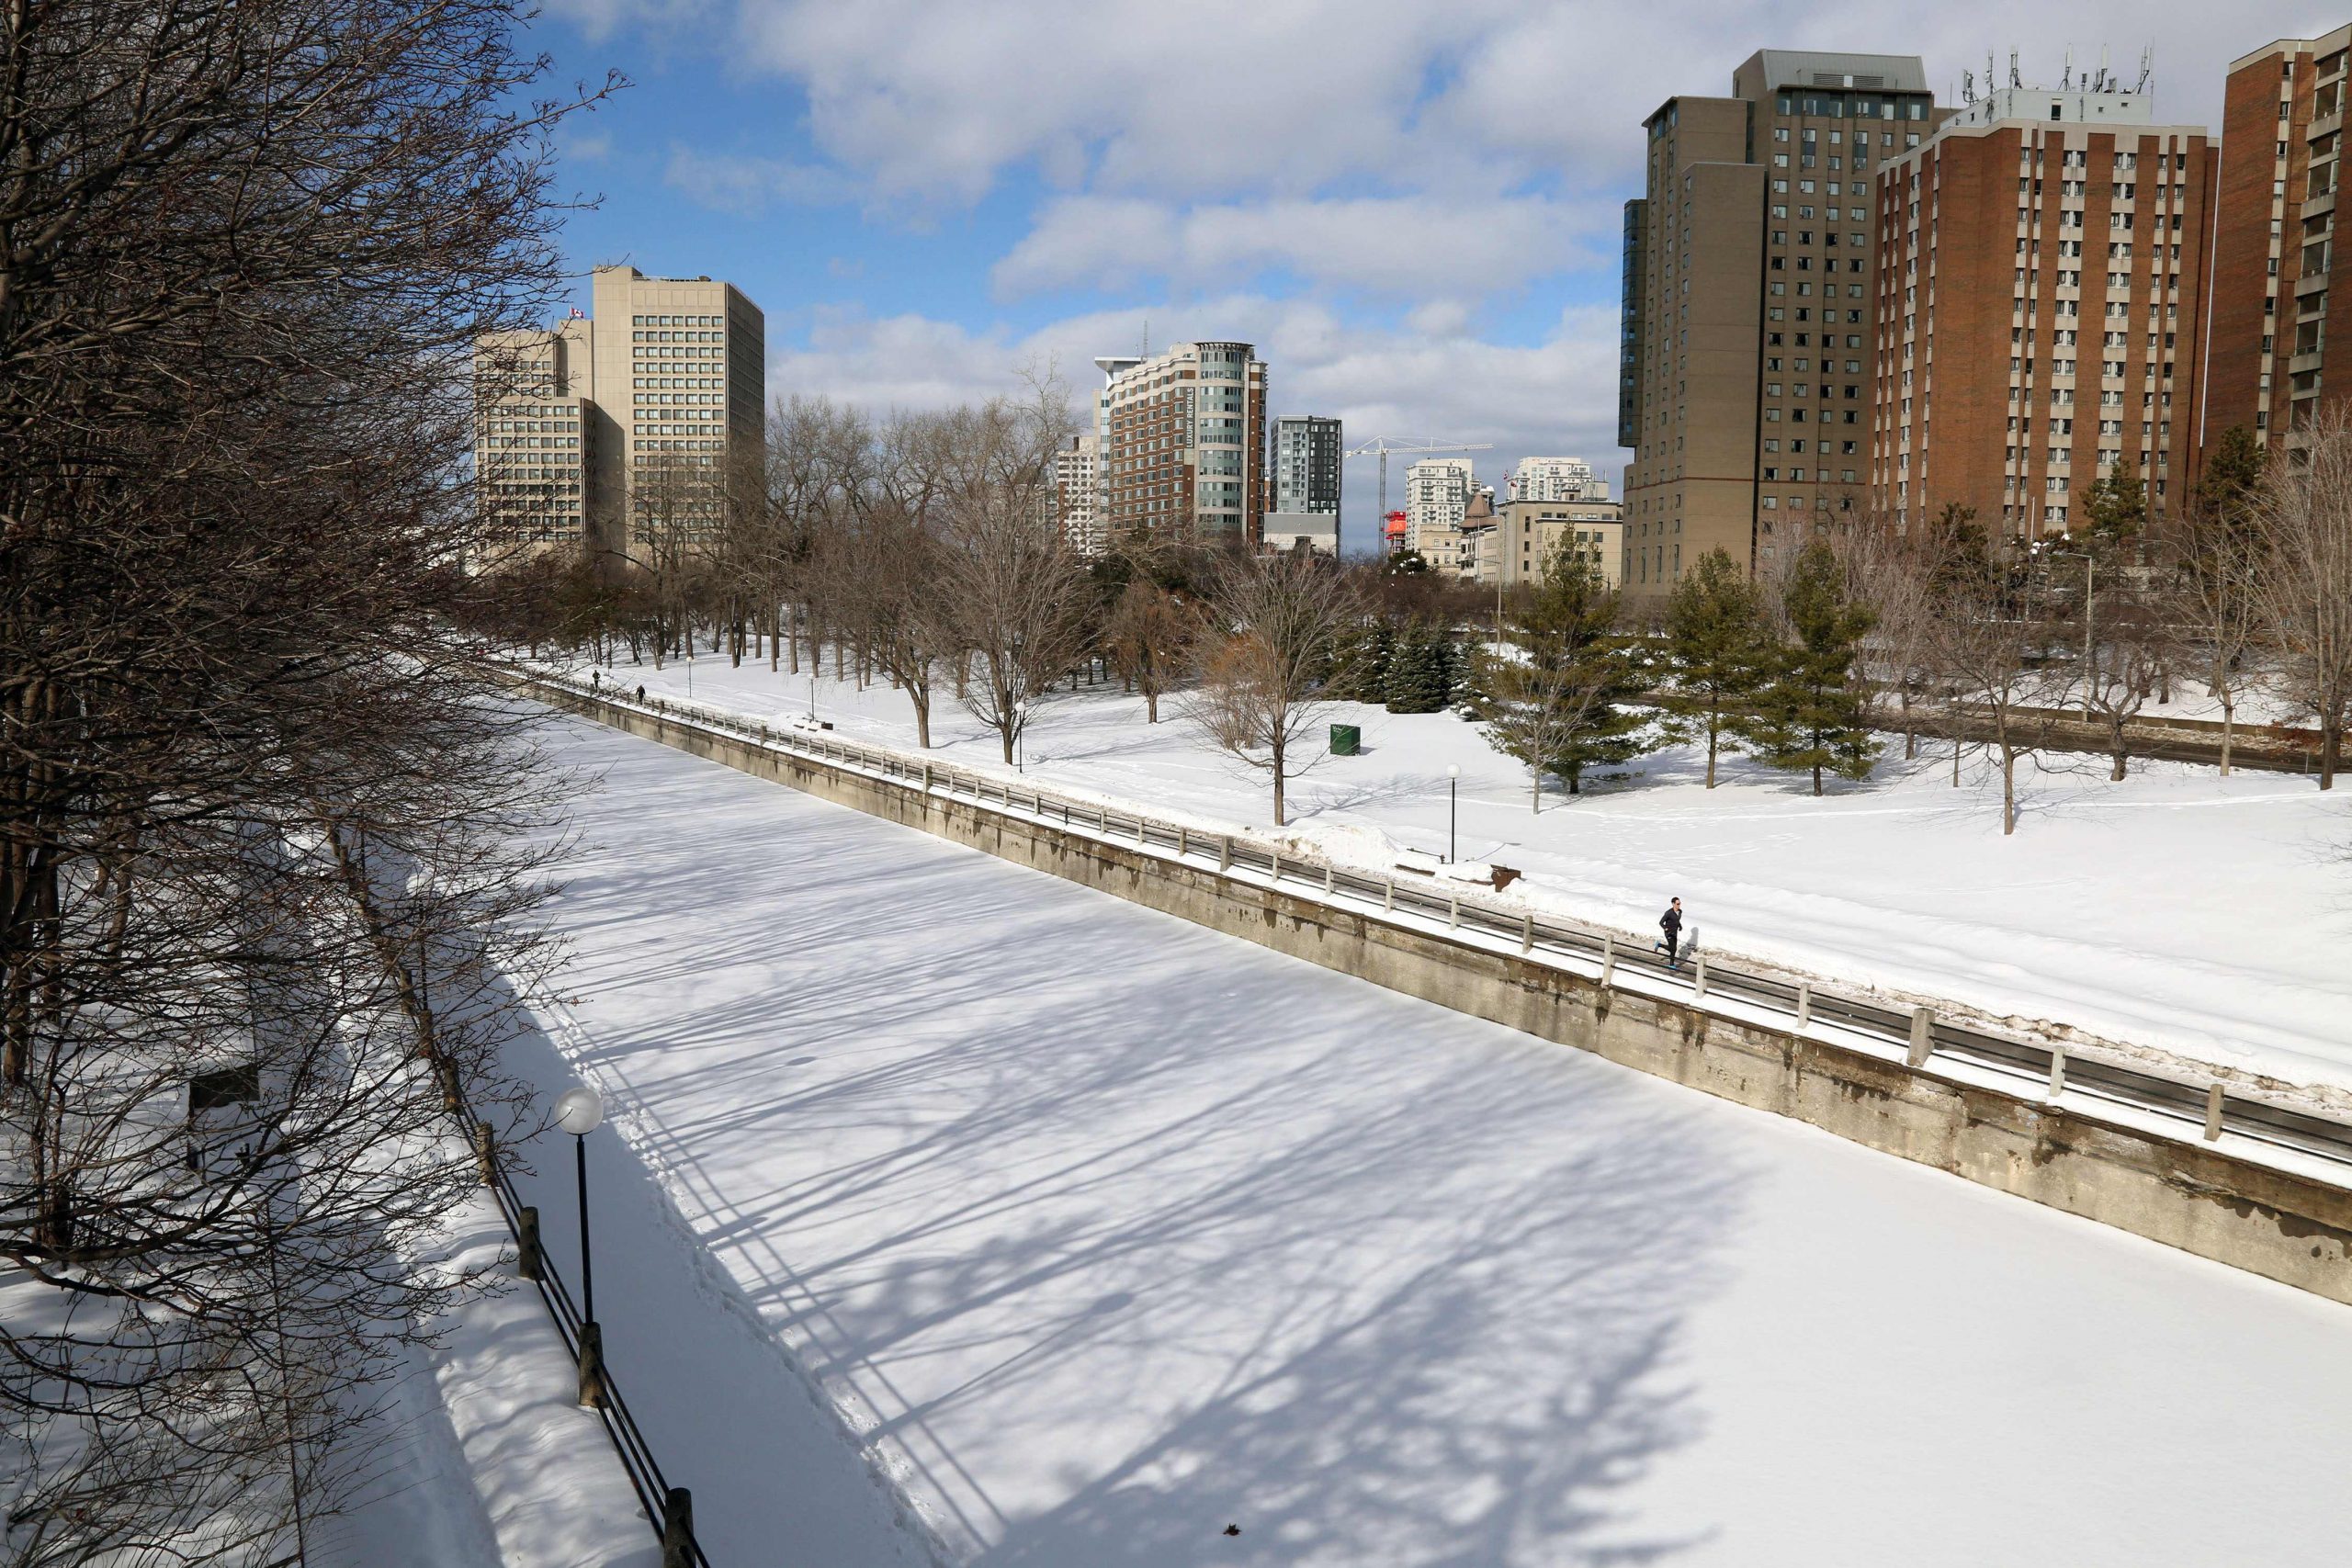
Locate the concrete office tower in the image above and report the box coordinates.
[1871,84,2215,540]
[1050,433,1104,556]
[1469,498,1626,587]
[1507,457,1610,502]
[473,313,594,552]
[1272,415,1344,515]
[586,265,766,557]
[2207,28,2352,453]
[472,265,764,564]
[1405,457,1476,558]
[1095,342,1269,544]
[1623,51,1939,594]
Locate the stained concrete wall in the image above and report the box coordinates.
[537,684,2352,1306]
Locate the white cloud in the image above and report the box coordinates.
[991,194,1613,301]
[581,0,2317,207]
[662,145,855,215]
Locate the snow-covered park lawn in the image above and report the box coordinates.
[503,709,2352,1567]
[560,652,2352,1103]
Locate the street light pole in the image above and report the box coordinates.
[552,1085,605,1407]
[574,1132,594,1324]
[1446,763,1460,864]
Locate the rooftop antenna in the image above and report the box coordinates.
[1962,68,1973,104]
[2062,46,2072,90]
[2136,45,2152,95]
[1987,51,1997,98]
[2010,49,2021,89]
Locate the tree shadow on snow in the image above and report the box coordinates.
[509,719,1755,1566]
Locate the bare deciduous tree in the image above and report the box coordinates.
[1930,568,2061,834]
[1183,551,1354,826]
[0,1,603,1555]
[933,386,1089,762]
[1104,576,1200,723]
[2165,498,2265,775]
[2256,406,2352,789]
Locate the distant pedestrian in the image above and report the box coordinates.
[591,671,601,692]
[1655,897,1684,970]
[636,684,645,704]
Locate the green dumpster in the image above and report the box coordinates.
[1329,723,1361,757]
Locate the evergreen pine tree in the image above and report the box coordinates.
[1329,615,1393,703]
[2075,457,2148,555]
[1749,538,1879,795]
[1472,543,1651,803]
[2195,424,2266,521]
[1659,547,1771,786]
[1384,617,1452,713]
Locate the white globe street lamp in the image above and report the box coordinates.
[553,1084,604,1331]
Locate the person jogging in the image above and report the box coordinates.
[1655,897,1684,970]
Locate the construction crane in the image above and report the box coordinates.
[1342,435,1495,533]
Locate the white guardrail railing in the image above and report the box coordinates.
[524,668,2352,1188]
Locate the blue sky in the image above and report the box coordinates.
[533,0,2328,542]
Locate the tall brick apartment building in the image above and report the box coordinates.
[1621,51,1939,595]
[2205,27,2352,454]
[1871,85,2215,538]
[1092,342,1268,547]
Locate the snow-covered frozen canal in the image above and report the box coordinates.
[507,713,2352,1567]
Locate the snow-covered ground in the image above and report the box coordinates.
[323,1191,660,1568]
[556,653,2352,1103]
[506,708,2352,1567]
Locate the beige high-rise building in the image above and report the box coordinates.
[589,265,766,559]
[1506,457,1609,502]
[472,265,764,564]
[1622,51,1940,595]
[1050,433,1104,556]
[474,314,595,550]
[1470,499,1626,588]
[1095,341,1269,545]
[1406,457,1476,559]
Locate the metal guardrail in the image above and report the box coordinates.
[526,667,2352,1187]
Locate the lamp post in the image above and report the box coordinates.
[1446,764,1460,864]
[553,1084,605,1406]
